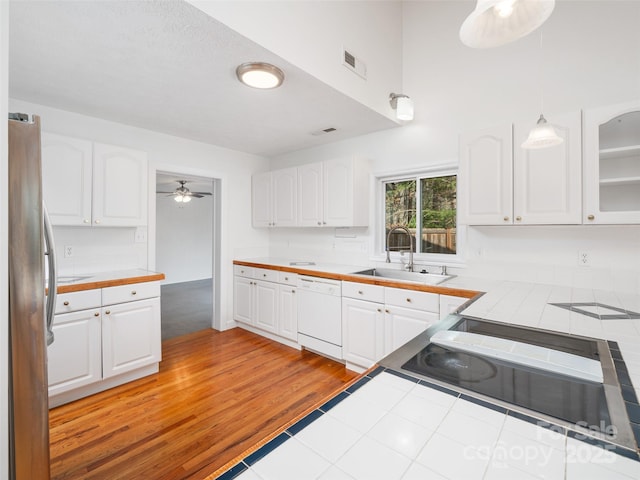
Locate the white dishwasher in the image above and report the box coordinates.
[297,276,343,360]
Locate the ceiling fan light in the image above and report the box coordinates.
[460,0,556,48]
[236,62,285,89]
[521,114,564,149]
[182,194,192,203]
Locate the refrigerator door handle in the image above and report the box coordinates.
[44,204,56,346]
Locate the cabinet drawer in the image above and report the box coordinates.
[385,287,439,313]
[253,268,279,283]
[342,281,385,303]
[278,271,298,286]
[102,281,160,305]
[234,265,254,278]
[55,289,101,314]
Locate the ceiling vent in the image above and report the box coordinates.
[311,127,337,136]
[342,48,367,80]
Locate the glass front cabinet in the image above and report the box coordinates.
[584,101,640,224]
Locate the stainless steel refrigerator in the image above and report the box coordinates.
[8,113,57,479]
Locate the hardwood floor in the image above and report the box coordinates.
[49,328,359,480]
[161,279,213,341]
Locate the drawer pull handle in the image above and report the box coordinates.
[131,290,137,295]
[406,298,412,303]
[105,310,111,315]
[63,301,69,306]
[94,312,99,317]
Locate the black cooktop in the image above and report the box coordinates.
[401,318,611,437]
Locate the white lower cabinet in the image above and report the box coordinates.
[48,308,102,397]
[384,305,438,356]
[342,297,384,369]
[439,294,469,320]
[233,266,298,344]
[47,281,161,407]
[102,297,161,379]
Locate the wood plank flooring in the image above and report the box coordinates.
[161,279,213,340]
[49,328,359,480]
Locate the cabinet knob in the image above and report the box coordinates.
[406,298,412,303]
[385,309,390,313]
[284,277,289,281]
[292,289,296,294]
[83,219,90,224]
[503,216,509,222]
[323,222,327,225]
[377,308,382,313]
[95,219,101,224]
[63,301,69,306]
[105,310,111,315]
[131,290,137,295]
[263,274,267,277]
[317,221,322,226]
[94,312,99,317]
[587,214,595,221]
[516,216,522,221]
[358,290,364,295]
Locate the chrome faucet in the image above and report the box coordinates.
[385,226,414,272]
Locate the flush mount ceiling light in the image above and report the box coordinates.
[460,0,556,49]
[236,62,285,89]
[389,93,414,122]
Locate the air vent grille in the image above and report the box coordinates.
[342,47,367,80]
[311,127,338,136]
[344,51,356,68]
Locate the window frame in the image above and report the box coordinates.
[373,164,465,267]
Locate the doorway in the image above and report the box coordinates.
[155,172,216,340]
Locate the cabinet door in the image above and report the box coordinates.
[514,111,582,224]
[41,133,93,226]
[93,143,148,226]
[298,162,323,226]
[47,309,102,396]
[102,297,161,378]
[342,297,384,369]
[278,285,298,341]
[233,276,254,325]
[323,157,354,226]
[584,101,640,224]
[254,280,278,334]
[384,305,438,355]
[272,167,297,227]
[459,124,513,225]
[252,171,273,227]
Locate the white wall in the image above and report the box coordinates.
[9,98,270,330]
[189,0,403,122]
[267,0,640,294]
[156,192,213,284]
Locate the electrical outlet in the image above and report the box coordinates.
[64,245,73,258]
[134,227,147,243]
[578,251,590,266]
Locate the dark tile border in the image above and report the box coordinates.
[215,462,247,480]
[244,432,290,466]
[287,409,324,436]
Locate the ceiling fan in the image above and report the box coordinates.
[156,180,212,203]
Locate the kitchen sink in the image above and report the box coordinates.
[350,268,453,285]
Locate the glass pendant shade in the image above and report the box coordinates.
[521,114,564,149]
[460,0,556,48]
[396,96,414,121]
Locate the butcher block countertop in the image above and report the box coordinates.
[55,269,165,294]
[233,259,480,299]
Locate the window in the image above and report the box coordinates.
[383,171,457,258]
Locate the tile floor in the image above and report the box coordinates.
[217,369,640,480]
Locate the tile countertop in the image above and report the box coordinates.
[53,269,165,294]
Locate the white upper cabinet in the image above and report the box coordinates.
[459,112,582,226]
[459,124,513,225]
[297,157,369,228]
[42,134,148,226]
[584,101,640,224]
[42,133,93,225]
[92,143,148,226]
[251,167,297,227]
[298,162,324,226]
[513,111,582,225]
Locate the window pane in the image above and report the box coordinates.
[385,180,416,252]
[420,175,456,255]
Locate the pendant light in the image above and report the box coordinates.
[521,30,563,149]
[460,0,556,49]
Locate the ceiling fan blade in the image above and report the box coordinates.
[189,193,205,198]
[191,191,212,196]
[156,191,175,194]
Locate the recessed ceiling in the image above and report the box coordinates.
[9,0,398,157]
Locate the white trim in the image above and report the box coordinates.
[151,164,224,331]
[372,164,466,268]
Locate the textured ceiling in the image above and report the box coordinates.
[9,0,398,157]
